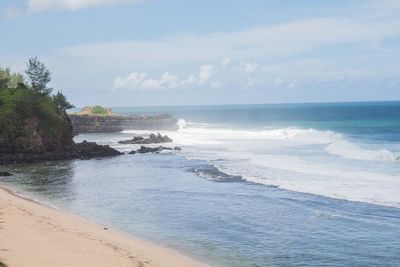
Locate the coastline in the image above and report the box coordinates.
[0,185,203,267]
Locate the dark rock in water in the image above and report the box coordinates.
[0,171,13,176]
[137,146,173,153]
[188,165,243,182]
[131,136,144,142]
[128,146,180,154]
[118,133,173,144]
[75,141,122,159]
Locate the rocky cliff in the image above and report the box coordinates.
[69,113,179,133]
[0,113,122,165]
[0,61,123,165]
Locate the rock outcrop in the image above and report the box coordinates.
[75,141,123,159]
[0,114,122,165]
[118,133,172,144]
[70,114,179,134]
[0,113,76,164]
[136,146,173,153]
[128,145,182,154]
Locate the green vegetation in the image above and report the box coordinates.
[91,105,109,115]
[76,105,114,116]
[0,58,75,142]
[0,261,7,267]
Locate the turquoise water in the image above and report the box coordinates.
[2,101,400,266]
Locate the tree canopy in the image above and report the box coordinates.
[53,91,75,111]
[25,57,52,96]
[0,58,75,141]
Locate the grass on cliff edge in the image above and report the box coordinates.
[0,261,7,267]
[91,105,109,115]
[76,105,114,116]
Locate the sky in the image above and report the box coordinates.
[1,0,400,107]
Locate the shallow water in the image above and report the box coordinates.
[2,102,400,266]
[2,154,400,267]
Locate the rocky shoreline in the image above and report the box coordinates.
[0,105,181,165]
[0,141,123,165]
[70,113,179,133]
[0,129,180,165]
[0,112,124,165]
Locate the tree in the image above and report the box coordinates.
[0,67,24,89]
[53,91,75,111]
[25,57,52,95]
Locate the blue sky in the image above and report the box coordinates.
[1,0,400,106]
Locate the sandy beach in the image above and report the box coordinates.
[0,186,201,267]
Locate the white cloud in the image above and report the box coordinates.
[241,62,258,73]
[27,0,141,12]
[9,3,399,98]
[113,72,179,90]
[198,65,213,85]
[221,57,231,68]
[180,75,197,86]
[114,64,214,90]
[62,17,400,65]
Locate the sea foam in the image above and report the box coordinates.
[121,122,400,207]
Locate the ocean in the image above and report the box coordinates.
[2,101,400,266]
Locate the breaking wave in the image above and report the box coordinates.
[325,140,398,161]
[172,123,398,162]
[120,121,400,207]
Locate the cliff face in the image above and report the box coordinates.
[0,113,122,164]
[0,63,123,165]
[0,113,75,154]
[0,113,79,163]
[69,114,179,133]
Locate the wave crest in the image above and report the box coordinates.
[177,118,187,130]
[325,140,398,161]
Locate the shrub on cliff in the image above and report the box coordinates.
[0,58,74,143]
[91,105,109,115]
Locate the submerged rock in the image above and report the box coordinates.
[136,146,173,153]
[0,171,13,176]
[127,146,181,154]
[119,133,173,144]
[188,165,243,182]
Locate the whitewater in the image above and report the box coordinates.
[122,119,400,208]
[4,102,400,267]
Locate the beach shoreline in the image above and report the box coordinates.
[0,185,203,267]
